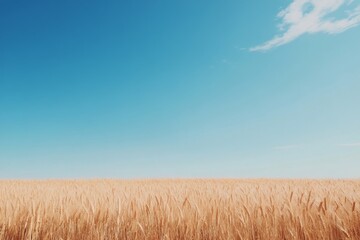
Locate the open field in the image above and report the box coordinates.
[0,179,359,240]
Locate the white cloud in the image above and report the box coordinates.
[338,142,360,147]
[251,0,360,51]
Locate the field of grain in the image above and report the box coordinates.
[0,179,359,240]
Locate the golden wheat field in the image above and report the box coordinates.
[0,179,359,240]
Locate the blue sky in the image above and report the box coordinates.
[1,0,360,178]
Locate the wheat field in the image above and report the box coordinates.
[0,179,359,240]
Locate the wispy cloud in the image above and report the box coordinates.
[251,0,360,51]
[273,144,302,150]
[338,142,360,147]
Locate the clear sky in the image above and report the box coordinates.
[1,0,360,179]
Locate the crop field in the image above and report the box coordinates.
[0,179,359,240]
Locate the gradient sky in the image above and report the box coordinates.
[1,0,360,179]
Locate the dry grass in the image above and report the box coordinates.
[0,179,359,240]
